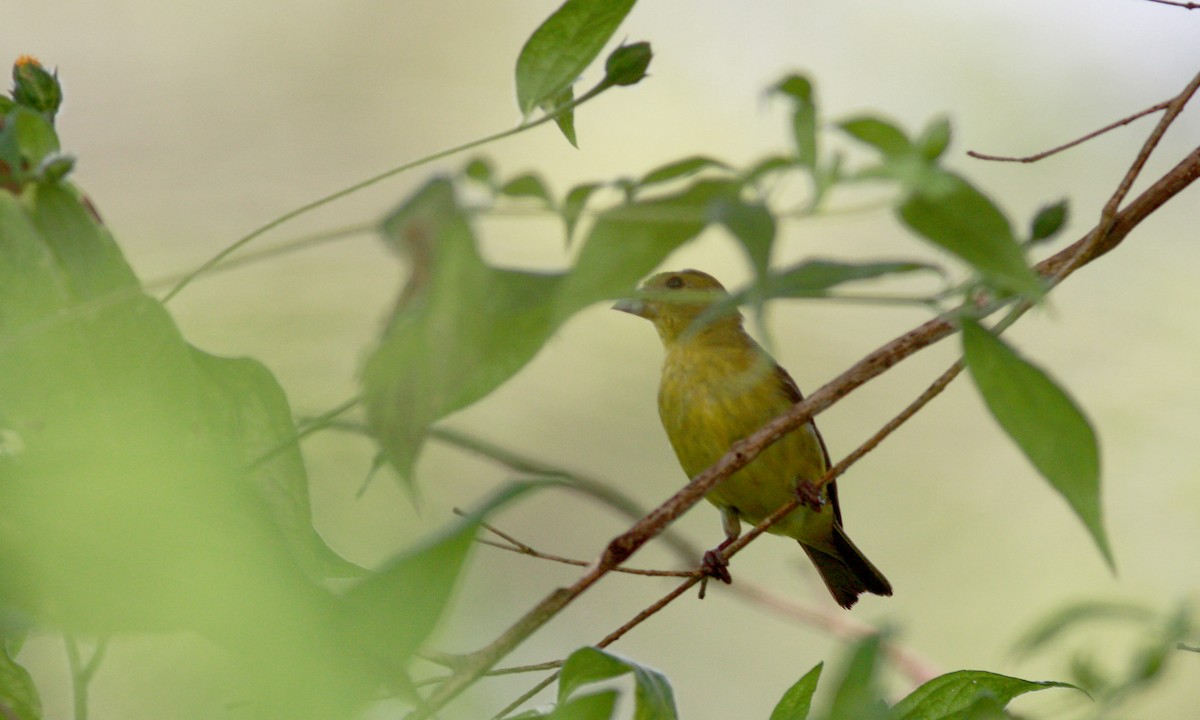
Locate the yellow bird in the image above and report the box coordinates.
[614,269,891,608]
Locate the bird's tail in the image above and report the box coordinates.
[800,524,892,609]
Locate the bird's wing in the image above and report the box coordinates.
[772,363,844,527]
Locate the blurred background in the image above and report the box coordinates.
[6,0,1199,718]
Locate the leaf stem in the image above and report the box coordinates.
[160,81,614,304]
[65,636,108,720]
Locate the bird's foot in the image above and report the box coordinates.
[697,549,733,599]
[794,480,825,511]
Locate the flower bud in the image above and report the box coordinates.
[12,56,63,119]
[604,42,652,87]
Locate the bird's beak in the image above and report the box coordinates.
[612,297,649,318]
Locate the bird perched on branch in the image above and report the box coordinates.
[614,269,891,609]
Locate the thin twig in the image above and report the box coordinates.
[458,511,696,578]
[430,427,700,566]
[1143,0,1199,8]
[141,222,374,291]
[968,101,1170,163]
[246,395,361,472]
[1056,69,1200,285]
[161,81,617,304]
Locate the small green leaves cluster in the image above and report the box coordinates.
[522,636,1080,720]
[0,57,73,189]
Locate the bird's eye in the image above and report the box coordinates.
[665,276,684,289]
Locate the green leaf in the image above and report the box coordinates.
[559,647,677,720]
[10,107,58,166]
[342,482,537,670]
[0,187,395,719]
[707,192,775,281]
[839,115,912,158]
[772,74,818,167]
[558,179,727,307]
[828,634,888,720]
[1012,600,1153,658]
[551,690,619,719]
[544,84,579,147]
[500,172,556,207]
[515,0,638,115]
[1029,199,1069,245]
[462,157,495,187]
[898,171,1042,297]
[190,350,362,580]
[363,178,720,481]
[742,155,797,185]
[0,643,41,720]
[961,320,1112,568]
[890,670,1079,720]
[769,662,822,720]
[562,182,601,245]
[761,259,941,298]
[915,116,951,162]
[639,155,730,188]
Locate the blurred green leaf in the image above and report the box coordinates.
[839,115,912,158]
[462,157,495,187]
[1029,199,1069,245]
[10,107,59,166]
[890,670,1079,719]
[898,171,1042,297]
[562,182,601,245]
[342,481,536,673]
[915,116,951,162]
[500,172,556,207]
[761,259,941,298]
[640,155,730,187]
[1012,600,1154,658]
[191,350,362,579]
[828,634,888,720]
[560,178,727,304]
[551,689,619,719]
[961,320,1112,568]
[364,178,720,481]
[769,662,822,720]
[772,74,818,167]
[0,644,41,720]
[559,647,677,720]
[742,155,797,186]
[515,0,637,115]
[707,191,774,281]
[0,186,385,719]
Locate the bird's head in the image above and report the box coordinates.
[613,269,743,343]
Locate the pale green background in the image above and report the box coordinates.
[6,1,1200,718]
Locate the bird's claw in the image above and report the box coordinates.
[794,480,825,511]
[700,549,733,587]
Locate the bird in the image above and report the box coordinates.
[613,269,891,609]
